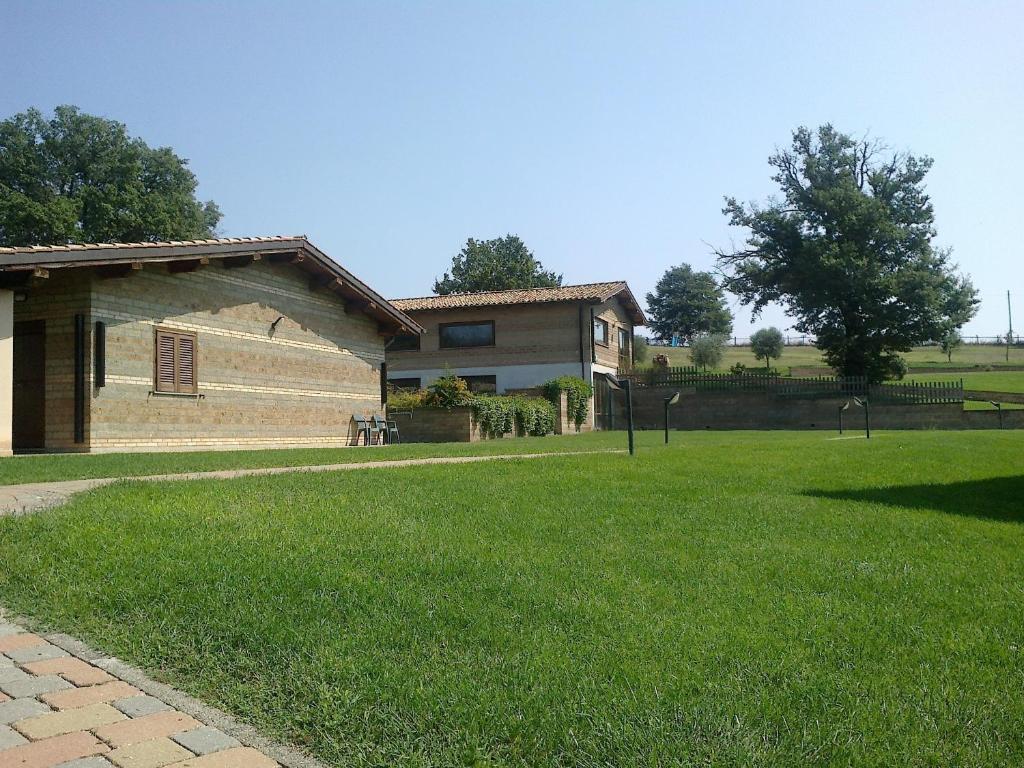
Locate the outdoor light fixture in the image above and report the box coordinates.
[853,396,870,439]
[269,315,285,334]
[664,391,681,444]
[839,400,850,434]
[601,372,635,456]
[990,401,1004,429]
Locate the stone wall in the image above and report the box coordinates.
[12,260,388,453]
[388,408,491,443]
[85,260,384,452]
[626,388,1024,431]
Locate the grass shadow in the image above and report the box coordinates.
[805,476,1024,523]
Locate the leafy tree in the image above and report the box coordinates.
[716,125,978,383]
[689,334,726,371]
[633,335,650,364]
[646,264,733,342]
[940,329,962,363]
[750,327,784,369]
[434,235,561,294]
[0,106,221,246]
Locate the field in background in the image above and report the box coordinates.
[2,431,1023,766]
[653,343,1024,372]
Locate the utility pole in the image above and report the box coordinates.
[1008,290,1014,363]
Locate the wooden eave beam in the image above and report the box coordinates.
[167,257,209,274]
[221,253,261,269]
[267,251,304,264]
[95,262,141,279]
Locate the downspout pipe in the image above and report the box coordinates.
[578,304,586,378]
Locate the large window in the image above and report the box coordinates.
[461,375,497,394]
[154,328,197,394]
[439,321,495,349]
[593,317,609,346]
[387,334,421,352]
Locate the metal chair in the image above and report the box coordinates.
[369,414,387,445]
[351,415,371,446]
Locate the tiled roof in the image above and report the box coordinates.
[0,235,422,333]
[0,235,303,254]
[392,281,646,325]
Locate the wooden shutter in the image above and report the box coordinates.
[156,331,176,392]
[155,329,198,394]
[177,334,196,393]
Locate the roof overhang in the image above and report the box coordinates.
[0,237,423,335]
[594,283,646,326]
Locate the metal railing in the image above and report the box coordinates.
[618,366,964,405]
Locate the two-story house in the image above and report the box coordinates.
[385,282,646,426]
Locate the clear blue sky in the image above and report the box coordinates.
[3,0,1021,338]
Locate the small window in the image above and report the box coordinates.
[387,334,421,352]
[594,318,609,346]
[154,329,198,394]
[388,377,422,391]
[439,321,495,349]
[460,375,497,394]
[618,328,630,354]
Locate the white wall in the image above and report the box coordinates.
[393,361,586,393]
[0,289,12,456]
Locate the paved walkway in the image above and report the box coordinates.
[0,450,616,517]
[0,617,322,768]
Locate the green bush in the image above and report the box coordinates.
[387,388,427,410]
[423,375,474,409]
[542,376,594,430]
[473,395,555,438]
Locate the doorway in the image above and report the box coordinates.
[13,320,45,451]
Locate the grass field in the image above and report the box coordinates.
[910,371,1024,394]
[2,431,1023,766]
[655,343,1024,371]
[0,434,627,486]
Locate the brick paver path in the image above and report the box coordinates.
[0,450,616,516]
[0,620,281,768]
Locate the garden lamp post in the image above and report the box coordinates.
[602,373,635,456]
[664,391,681,444]
[853,396,870,439]
[990,401,1003,429]
[839,400,849,435]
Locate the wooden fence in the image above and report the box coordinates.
[618,366,963,405]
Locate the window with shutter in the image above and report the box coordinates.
[154,329,198,394]
[177,334,195,393]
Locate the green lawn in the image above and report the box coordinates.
[0,433,626,486]
[964,399,1024,410]
[654,343,1024,372]
[911,370,1024,394]
[2,431,1023,766]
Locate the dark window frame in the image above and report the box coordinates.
[593,317,609,347]
[439,320,496,349]
[618,327,630,354]
[387,333,421,352]
[460,374,497,394]
[154,327,199,395]
[387,377,422,391]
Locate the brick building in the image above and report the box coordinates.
[385,282,646,427]
[0,237,421,454]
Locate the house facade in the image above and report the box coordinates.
[385,282,646,426]
[0,236,421,454]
